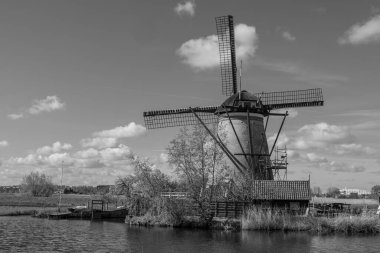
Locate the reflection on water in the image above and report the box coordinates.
[0,216,379,252]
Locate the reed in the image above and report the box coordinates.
[0,206,59,216]
[241,207,311,231]
[241,207,380,234]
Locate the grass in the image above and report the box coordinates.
[0,193,127,207]
[241,207,380,234]
[312,197,378,208]
[0,206,59,216]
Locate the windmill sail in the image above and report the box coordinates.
[216,15,237,96]
[256,88,324,110]
[143,106,219,129]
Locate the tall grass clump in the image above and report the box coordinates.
[315,216,380,234]
[242,207,380,234]
[241,207,311,231]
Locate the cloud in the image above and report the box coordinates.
[325,161,366,173]
[294,123,355,149]
[177,23,258,70]
[297,152,366,173]
[306,153,329,164]
[268,123,355,150]
[174,1,196,17]
[81,137,118,149]
[99,144,132,161]
[0,140,9,147]
[267,122,377,159]
[36,141,73,155]
[81,122,146,149]
[255,58,348,86]
[339,14,380,45]
[94,122,146,138]
[75,148,99,159]
[8,95,65,120]
[281,31,296,41]
[334,143,376,156]
[28,96,65,114]
[7,113,24,120]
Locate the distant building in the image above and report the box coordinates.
[339,187,370,196]
[0,185,21,193]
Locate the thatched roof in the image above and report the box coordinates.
[251,180,311,200]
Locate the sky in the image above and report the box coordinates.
[0,0,380,191]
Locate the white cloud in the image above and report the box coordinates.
[177,23,258,70]
[177,35,219,70]
[325,161,366,173]
[28,95,65,115]
[99,144,131,161]
[8,95,65,120]
[7,113,24,120]
[294,123,354,149]
[267,122,377,159]
[81,122,146,149]
[235,24,258,60]
[81,137,118,149]
[36,141,72,155]
[75,148,99,159]
[174,1,196,17]
[282,31,296,41]
[339,14,380,45]
[335,143,376,156]
[306,153,328,164]
[95,122,146,138]
[0,140,9,147]
[255,58,348,87]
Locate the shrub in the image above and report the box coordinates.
[21,172,55,197]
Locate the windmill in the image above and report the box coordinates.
[143,16,323,188]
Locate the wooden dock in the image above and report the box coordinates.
[48,201,128,221]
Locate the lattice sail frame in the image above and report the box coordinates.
[216,15,237,96]
[143,88,324,129]
[143,106,218,129]
[256,88,323,110]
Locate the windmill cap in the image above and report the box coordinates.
[216,90,264,114]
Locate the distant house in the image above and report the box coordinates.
[0,185,21,193]
[339,187,370,196]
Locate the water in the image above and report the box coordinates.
[0,216,379,253]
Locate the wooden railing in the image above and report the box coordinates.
[160,192,189,198]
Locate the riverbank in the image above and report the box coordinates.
[241,208,380,234]
[126,208,380,234]
[0,193,98,207]
[0,206,59,216]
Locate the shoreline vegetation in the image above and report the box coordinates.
[1,193,379,235]
[126,208,380,235]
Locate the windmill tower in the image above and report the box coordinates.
[143,16,323,189]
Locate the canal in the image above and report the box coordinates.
[0,216,379,252]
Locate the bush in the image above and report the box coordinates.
[21,172,55,197]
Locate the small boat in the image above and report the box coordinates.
[68,205,88,213]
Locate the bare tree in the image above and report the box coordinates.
[21,171,55,197]
[167,124,229,220]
